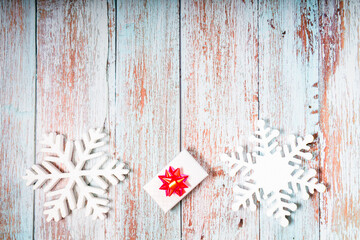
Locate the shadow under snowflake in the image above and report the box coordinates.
[221,120,326,227]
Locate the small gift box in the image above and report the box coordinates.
[144,150,208,212]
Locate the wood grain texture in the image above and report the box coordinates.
[258,0,321,239]
[103,1,119,238]
[0,0,359,239]
[36,0,110,239]
[181,0,259,239]
[319,0,360,239]
[0,1,36,239]
[115,0,180,239]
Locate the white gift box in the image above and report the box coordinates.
[143,150,208,212]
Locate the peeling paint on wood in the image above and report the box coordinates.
[319,0,360,239]
[181,0,259,239]
[0,1,36,239]
[258,0,321,239]
[0,0,359,239]
[114,0,180,239]
[36,0,110,239]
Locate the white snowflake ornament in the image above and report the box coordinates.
[23,128,129,222]
[221,120,326,227]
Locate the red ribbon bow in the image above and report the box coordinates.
[158,166,188,197]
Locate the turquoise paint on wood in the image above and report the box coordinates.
[0,0,359,239]
[181,0,259,239]
[0,0,36,239]
[319,1,360,239]
[258,0,321,239]
[35,0,111,239]
[115,0,181,239]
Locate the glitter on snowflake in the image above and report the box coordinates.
[158,166,188,197]
[23,128,129,222]
[221,120,326,227]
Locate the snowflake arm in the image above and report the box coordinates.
[40,133,75,169]
[283,134,314,165]
[250,120,280,156]
[221,148,259,211]
[72,129,129,220]
[75,128,107,170]
[232,181,260,212]
[76,157,130,220]
[23,161,66,192]
[43,179,77,222]
[221,147,254,177]
[85,157,130,188]
[23,133,78,222]
[75,177,110,220]
[290,168,326,200]
[265,191,297,227]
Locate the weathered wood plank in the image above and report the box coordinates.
[258,0,320,238]
[0,1,36,239]
[1,1,359,239]
[114,0,180,239]
[103,0,118,238]
[181,0,259,239]
[319,0,360,239]
[36,0,111,239]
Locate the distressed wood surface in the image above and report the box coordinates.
[319,0,360,239]
[0,0,359,239]
[114,0,180,239]
[36,0,110,239]
[0,1,36,239]
[181,0,259,239]
[258,0,320,239]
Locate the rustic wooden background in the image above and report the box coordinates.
[1,0,359,239]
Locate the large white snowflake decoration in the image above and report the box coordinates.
[221,120,326,227]
[23,128,129,222]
